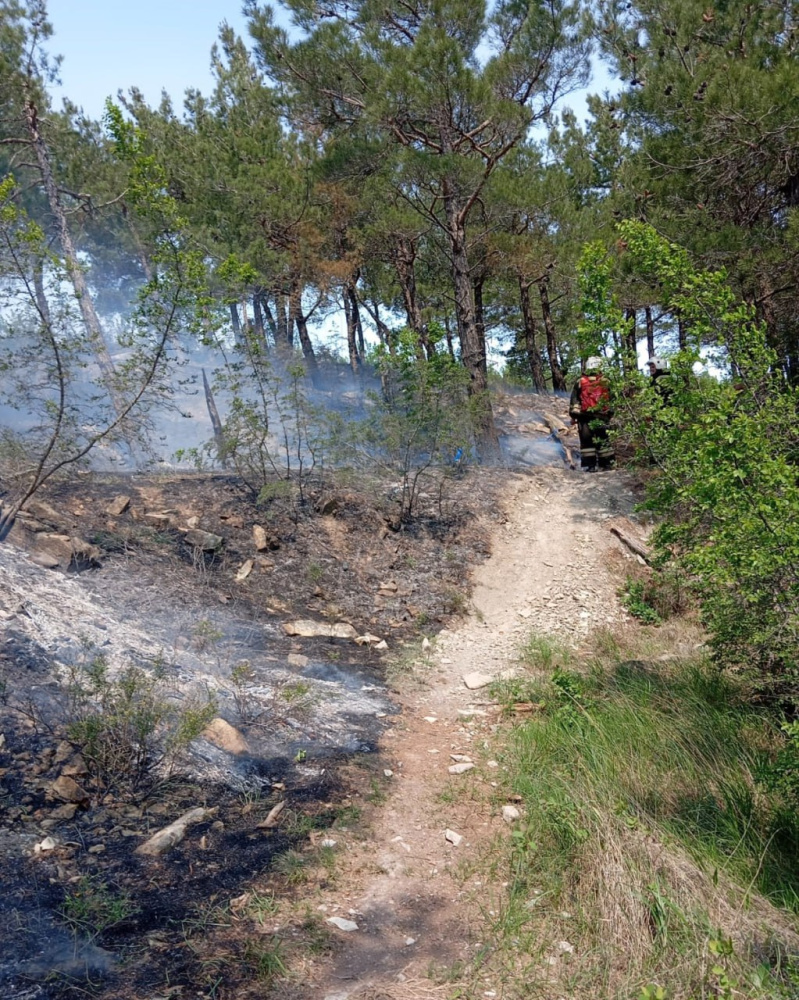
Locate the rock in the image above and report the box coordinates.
[61,755,88,777]
[375,640,389,651]
[235,559,254,582]
[423,717,437,723]
[354,633,383,646]
[186,515,199,529]
[378,580,398,593]
[502,805,521,825]
[463,672,493,690]
[557,940,575,954]
[25,499,62,525]
[287,653,309,669]
[327,916,359,932]
[450,754,472,763]
[383,769,393,778]
[202,718,249,755]
[184,529,223,551]
[36,533,101,568]
[320,838,337,849]
[405,937,416,946]
[445,829,463,846]
[253,524,268,551]
[136,807,214,857]
[257,801,286,830]
[88,844,106,854]
[53,741,73,765]
[34,836,57,854]
[51,775,89,805]
[421,638,431,651]
[448,762,475,775]
[143,512,171,529]
[283,620,357,639]
[316,496,340,516]
[105,495,131,517]
[30,551,60,569]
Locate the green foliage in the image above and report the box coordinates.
[580,222,799,698]
[65,651,216,794]
[622,578,663,625]
[61,876,137,938]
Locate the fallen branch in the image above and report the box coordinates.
[610,525,651,564]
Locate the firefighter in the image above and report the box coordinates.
[569,356,615,471]
[647,357,673,405]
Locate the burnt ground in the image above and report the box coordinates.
[0,464,508,1000]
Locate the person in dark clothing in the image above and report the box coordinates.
[569,356,615,471]
[647,357,673,405]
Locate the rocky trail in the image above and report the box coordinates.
[312,466,643,999]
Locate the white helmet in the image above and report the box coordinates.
[585,356,604,371]
[648,357,668,370]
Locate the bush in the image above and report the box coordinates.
[65,652,215,794]
[580,222,799,701]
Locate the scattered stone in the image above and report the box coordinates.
[257,801,286,830]
[186,515,199,529]
[34,836,57,854]
[88,844,106,854]
[253,524,269,551]
[321,838,338,849]
[287,653,309,668]
[378,580,398,593]
[448,762,475,775]
[450,754,473,763]
[463,671,493,690]
[25,499,62,524]
[283,620,357,639]
[486,760,499,769]
[184,529,223,551]
[235,559,254,582]
[316,496,340,516]
[30,551,60,569]
[423,716,437,723]
[143,512,170,529]
[202,718,249,755]
[36,533,101,568]
[105,495,131,517]
[444,829,463,846]
[557,940,575,954]
[355,633,383,646]
[53,741,73,765]
[383,769,393,778]
[60,755,88,777]
[136,807,214,857]
[375,640,389,651]
[51,775,89,805]
[327,916,359,933]
[502,805,521,824]
[421,637,431,651]
[405,937,416,946]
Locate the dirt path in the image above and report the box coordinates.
[315,467,641,999]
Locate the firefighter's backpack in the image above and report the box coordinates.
[580,374,610,412]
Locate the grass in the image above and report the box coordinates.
[60,877,137,938]
[476,636,799,999]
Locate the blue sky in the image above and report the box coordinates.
[48,1,259,117]
[47,1,617,122]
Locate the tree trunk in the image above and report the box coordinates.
[276,292,291,348]
[473,276,487,369]
[444,316,456,361]
[24,96,120,408]
[349,284,366,361]
[229,303,243,346]
[289,281,321,387]
[645,306,655,360]
[361,296,395,354]
[260,294,279,346]
[342,287,361,375]
[623,306,637,375]
[252,293,268,353]
[202,368,227,466]
[677,311,687,351]
[394,239,429,360]
[519,277,547,392]
[443,183,499,457]
[538,274,566,392]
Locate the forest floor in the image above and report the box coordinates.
[3,452,797,1000]
[303,465,645,1000]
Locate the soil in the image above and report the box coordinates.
[0,430,650,998]
[304,466,644,1000]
